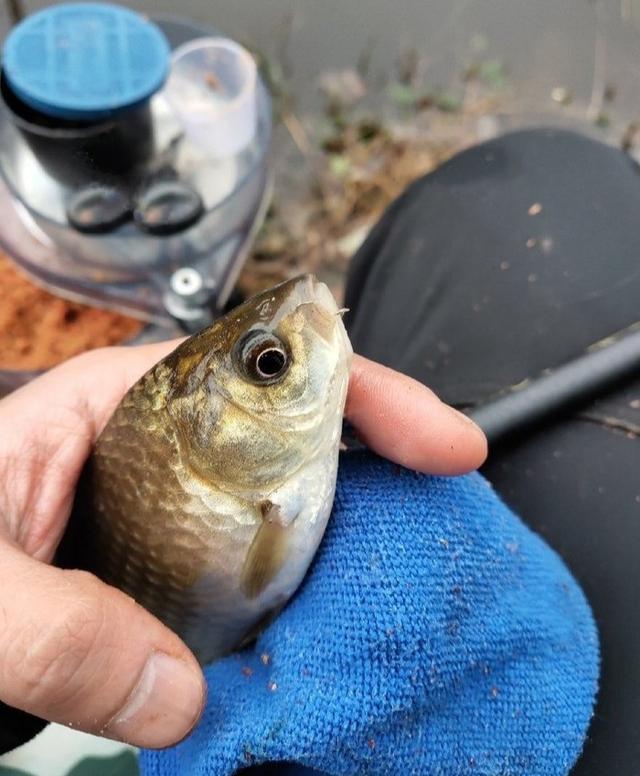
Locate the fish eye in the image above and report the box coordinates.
[237,331,290,384]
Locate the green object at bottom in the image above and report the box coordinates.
[0,750,139,776]
[68,751,139,776]
[0,766,31,776]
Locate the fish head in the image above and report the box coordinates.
[165,275,352,489]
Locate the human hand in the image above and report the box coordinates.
[0,342,486,749]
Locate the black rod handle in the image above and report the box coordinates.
[468,324,640,446]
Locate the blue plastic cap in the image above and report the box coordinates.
[2,2,170,121]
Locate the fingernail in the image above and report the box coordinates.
[106,652,205,748]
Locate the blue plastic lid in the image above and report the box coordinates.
[2,2,170,121]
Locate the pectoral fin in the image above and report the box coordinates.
[241,502,292,599]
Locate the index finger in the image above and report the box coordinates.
[346,355,487,476]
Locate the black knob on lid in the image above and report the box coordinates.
[134,181,203,236]
[66,185,132,234]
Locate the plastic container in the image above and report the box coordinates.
[0,3,170,187]
[164,37,258,158]
[0,16,272,325]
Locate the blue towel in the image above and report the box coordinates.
[141,451,599,776]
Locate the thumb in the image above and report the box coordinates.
[0,541,206,748]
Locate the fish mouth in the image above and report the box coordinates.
[281,274,339,313]
[264,274,333,306]
[265,275,347,341]
[297,301,338,344]
[297,277,352,355]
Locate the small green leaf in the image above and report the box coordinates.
[387,82,418,108]
[0,766,33,776]
[478,60,506,89]
[435,90,463,113]
[329,155,352,177]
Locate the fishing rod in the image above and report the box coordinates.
[467,322,640,447]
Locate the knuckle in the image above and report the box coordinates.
[7,573,110,710]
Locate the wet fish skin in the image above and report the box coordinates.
[70,276,352,665]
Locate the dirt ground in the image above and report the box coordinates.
[238,55,510,303]
[237,43,626,304]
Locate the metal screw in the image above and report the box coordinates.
[170,267,209,303]
[164,268,214,333]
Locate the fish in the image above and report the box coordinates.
[67,275,352,665]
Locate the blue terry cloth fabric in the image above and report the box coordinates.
[141,451,599,776]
